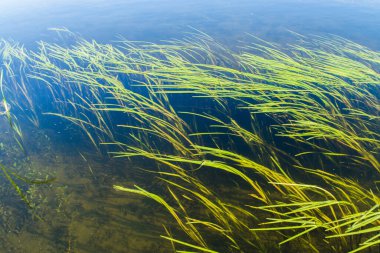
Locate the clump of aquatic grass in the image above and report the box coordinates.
[1,32,379,252]
[0,161,56,213]
[0,68,26,154]
[0,40,39,128]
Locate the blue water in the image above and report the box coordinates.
[1,0,380,48]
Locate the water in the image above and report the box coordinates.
[0,1,379,252]
[1,0,380,48]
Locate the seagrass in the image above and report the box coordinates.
[1,33,379,252]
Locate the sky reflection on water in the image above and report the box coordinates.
[0,0,379,48]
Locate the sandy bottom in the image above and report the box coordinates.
[0,121,171,253]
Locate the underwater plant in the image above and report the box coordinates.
[1,33,379,252]
[0,62,56,224]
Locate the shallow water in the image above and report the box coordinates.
[0,118,168,252]
[0,1,379,253]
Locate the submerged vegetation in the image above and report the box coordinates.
[0,32,379,252]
